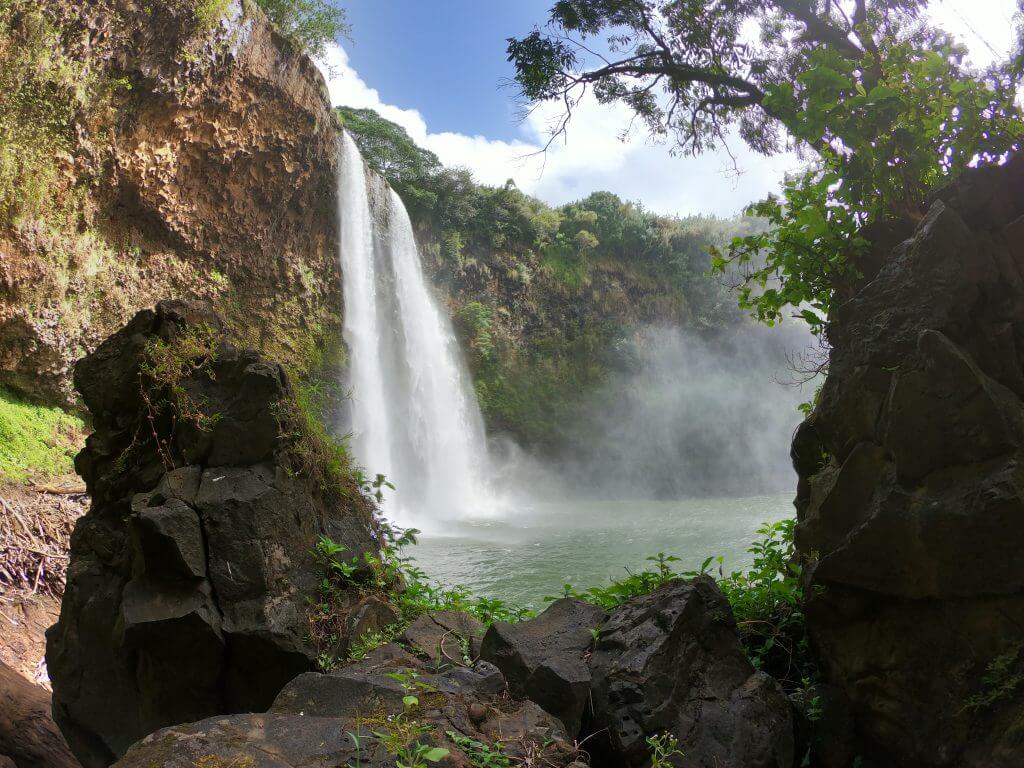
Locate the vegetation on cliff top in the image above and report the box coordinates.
[508,0,1024,334]
[252,0,348,57]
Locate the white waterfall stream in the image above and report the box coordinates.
[337,133,494,528]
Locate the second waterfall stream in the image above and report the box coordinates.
[337,132,495,528]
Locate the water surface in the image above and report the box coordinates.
[410,495,794,609]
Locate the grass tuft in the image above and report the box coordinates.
[0,388,84,483]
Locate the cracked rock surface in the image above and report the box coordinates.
[46,302,381,768]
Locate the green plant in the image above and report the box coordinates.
[718,519,812,691]
[372,520,533,626]
[347,623,403,662]
[0,388,84,483]
[546,552,694,611]
[549,519,812,693]
[446,731,510,768]
[272,379,368,509]
[193,0,231,31]
[646,733,684,768]
[962,643,1024,714]
[394,742,449,768]
[314,535,358,581]
[384,670,438,713]
[139,322,222,433]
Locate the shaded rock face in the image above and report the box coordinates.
[481,598,607,737]
[46,302,379,768]
[793,153,1024,767]
[588,577,794,768]
[1,0,344,407]
[114,642,579,768]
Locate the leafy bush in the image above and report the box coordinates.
[0,388,84,483]
[253,0,348,58]
[718,519,811,690]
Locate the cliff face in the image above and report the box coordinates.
[420,219,691,447]
[793,154,1024,767]
[0,0,343,407]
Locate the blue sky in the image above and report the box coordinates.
[323,0,1019,218]
[343,0,550,141]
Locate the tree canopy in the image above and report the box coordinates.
[508,0,1024,331]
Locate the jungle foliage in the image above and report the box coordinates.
[507,0,1024,332]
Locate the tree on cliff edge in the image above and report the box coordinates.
[508,0,1024,331]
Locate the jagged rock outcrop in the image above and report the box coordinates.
[481,598,607,737]
[114,642,580,768]
[1,0,344,407]
[46,302,380,767]
[588,577,794,768]
[793,153,1024,767]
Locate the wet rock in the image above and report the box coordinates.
[588,577,793,767]
[795,152,1024,766]
[481,598,606,736]
[47,303,380,767]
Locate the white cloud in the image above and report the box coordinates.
[315,0,1018,218]
[315,43,797,217]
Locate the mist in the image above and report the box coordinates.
[495,322,816,503]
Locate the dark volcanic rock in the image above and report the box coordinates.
[46,302,381,768]
[588,577,793,768]
[794,152,1024,767]
[114,642,579,768]
[481,598,606,736]
[402,610,484,668]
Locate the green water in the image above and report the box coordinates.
[410,494,794,609]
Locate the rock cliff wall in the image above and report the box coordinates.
[0,0,343,407]
[794,153,1024,767]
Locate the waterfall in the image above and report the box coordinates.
[337,133,493,528]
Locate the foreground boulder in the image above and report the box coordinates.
[589,577,793,767]
[0,661,79,768]
[114,641,579,768]
[793,154,1024,766]
[46,302,381,767]
[481,597,606,737]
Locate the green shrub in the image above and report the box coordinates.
[254,0,349,58]
[0,388,84,483]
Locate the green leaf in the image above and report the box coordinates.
[423,747,450,762]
